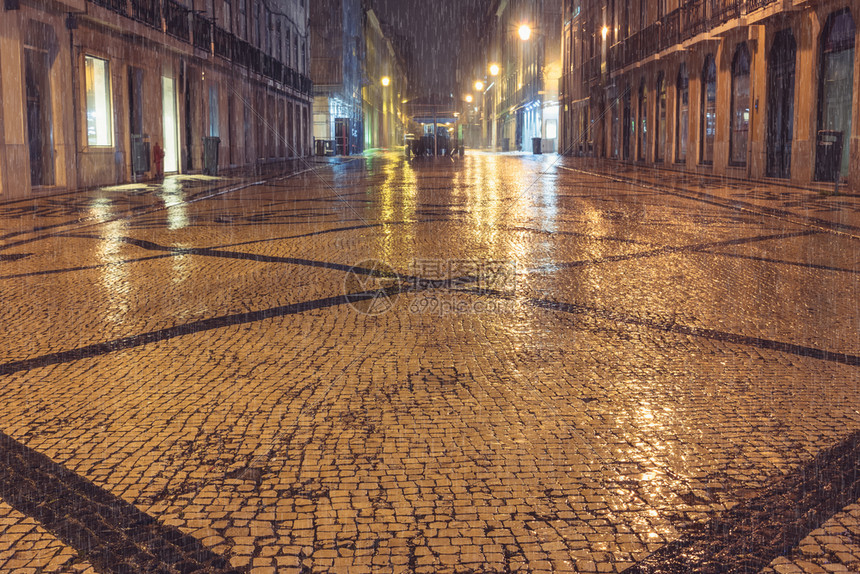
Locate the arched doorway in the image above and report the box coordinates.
[700,55,717,165]
[655,73,667,162]
[767,29,796,179]
[729,43,751,166]
[816,9,855,181]
[676,64,689,164]
[638,82,647,161]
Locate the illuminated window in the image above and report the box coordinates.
[85,55,112,146]
[700,55,716,164]
[730,43,750,166]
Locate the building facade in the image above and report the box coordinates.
[560,0,859,190]
[481,0,562,152]
[0,0,312,199]
[310,0,364,155]
[362,9,407,151]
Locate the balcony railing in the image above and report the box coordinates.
[746,0,778,11]
[192,13,211,51]
[86,0,313,95]
[130,0,160,28]
[163,0,189,41]
[658,8,681,52]
[213,25,231,59]
[710,0,742,25]
[681,0,708,40]
[90,0,126,15]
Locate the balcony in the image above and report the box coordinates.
[213,26,231,59]
[192,13,211,51]
[658,9,681,52]
[163,0,190,42]
[681,0,708,40]
[710,0,742,25]
[130,0,160,28]
[84,0,312,96]
[640,22,660,58]
[90,0,127,15]
[747,0,779,9]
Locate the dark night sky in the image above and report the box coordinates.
[368,0,490,97]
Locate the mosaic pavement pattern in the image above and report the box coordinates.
[0,153,857,573]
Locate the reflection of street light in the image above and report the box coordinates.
[465,94,473,103]
[381,76,391,86]
[489,63,500,76]
[475,80,484,92]
[601,26,609,41]
[518,24,531,41]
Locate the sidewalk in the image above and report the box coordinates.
[557,156,860,238]
[0,157,352,246]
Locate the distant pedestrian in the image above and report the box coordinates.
[152,142,165,178]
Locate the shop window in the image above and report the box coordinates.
[700,54,716,164]
[85,55,112,146]
[638,82,647,161]
[676,64,689,163]
[730,43,750,165]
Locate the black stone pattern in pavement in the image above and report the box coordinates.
[0,431,244,574]
[623,430,860,573]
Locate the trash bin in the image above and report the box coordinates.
[130,134,150,177]
[814,130,843,182]
[202,136,220,175]
[315,139,327,156]
[502,138,510,152]
[532,137,542,155]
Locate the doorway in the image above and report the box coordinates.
[162,75,179,173]
[816,9,855,181]
[25,47,54,187]
[767,30,796,178]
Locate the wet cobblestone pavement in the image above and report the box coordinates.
[0,152,858,573]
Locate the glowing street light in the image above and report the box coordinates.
[518,24,531,41]
[489,63,500,76]
[381,76,391,87]
[475,80,485,91]
[601,26,609,41]
[465,94,473,103]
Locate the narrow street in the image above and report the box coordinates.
[0,152,858,573]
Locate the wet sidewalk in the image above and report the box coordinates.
[557,156,860,238]
[0,157,355,248]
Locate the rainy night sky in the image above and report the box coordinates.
[368,0,491,96]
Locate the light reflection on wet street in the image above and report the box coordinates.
[0,152,858,573]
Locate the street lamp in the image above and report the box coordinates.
[381,76,391,87]
[465,94,473,103]
[489,63,500,76]
[475,80,485,92]
[518,24,531,41]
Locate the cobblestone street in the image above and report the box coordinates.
[0,152,858,573]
